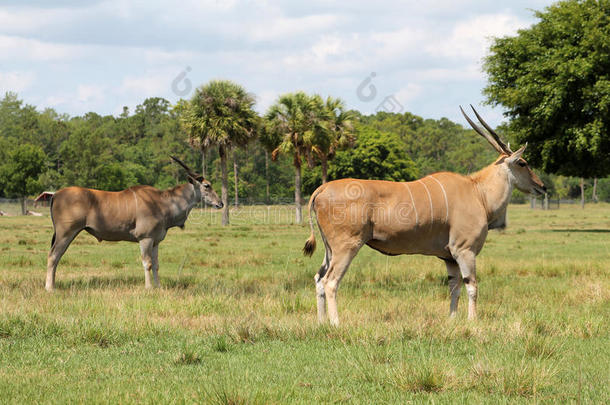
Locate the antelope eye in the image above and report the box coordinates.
[517,161,526,167]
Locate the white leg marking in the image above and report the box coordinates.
[315,273,327,323]
[456,252,477,320]
[139,239,154,289]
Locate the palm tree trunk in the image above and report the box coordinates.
[592,177,598,203]
[265,150,270,203]
[294,159,303,224]
[220,145,229,225]
[201,149,207,177]
[321,159,328,184]
[233,150,239,207]
[580,177,585,209]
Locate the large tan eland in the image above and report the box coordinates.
[45,156,222,291]
[303,106,546,325]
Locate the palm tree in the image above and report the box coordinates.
[311,97,355,183]
[259,129,282,204]
[180,80,259,225]
[265,92,319,224]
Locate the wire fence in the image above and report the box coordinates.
[528,196,609,209]
[0,197,303,224]
[0,198,46,216]
[1,195,608,222]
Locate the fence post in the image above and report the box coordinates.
[544,194,548,210]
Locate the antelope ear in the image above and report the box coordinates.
[507,143,527,164]
[187,175,200,185]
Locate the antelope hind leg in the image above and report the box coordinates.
[322,246,360,326]
[46,228,81,291]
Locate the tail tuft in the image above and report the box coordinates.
[304,184,325,257]
[303,235,316,257]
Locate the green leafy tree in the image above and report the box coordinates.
[484,0,610,206]
[362,111,495,176]
[259,123,282,203]
[265,91,320,223]
[0,144,47,214]
[181,80,259,225]
[58,113,117,189]
[329,126,419,182]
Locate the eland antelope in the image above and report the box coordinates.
[303,106,546,325]
[45,156,222,291]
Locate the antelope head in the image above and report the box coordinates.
[170,156,223,208]
[461,105,547,196]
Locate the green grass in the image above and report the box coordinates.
[0,204,608,403]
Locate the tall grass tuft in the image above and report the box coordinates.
[524,335,562,360]
[175,347,203,365]
[212,335,231,352]
[203,379,264,405]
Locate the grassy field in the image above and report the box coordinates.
[0,204,608,403]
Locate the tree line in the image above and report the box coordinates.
[0,88,606,220]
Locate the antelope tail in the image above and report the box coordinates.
[303,186,323,257]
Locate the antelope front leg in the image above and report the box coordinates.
[456,251,478,320]
[444,259,462,317]
[139,238,154,289]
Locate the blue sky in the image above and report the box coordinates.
[0,0,554,126]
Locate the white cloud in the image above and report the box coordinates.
[432,13,528,60]
[44,83,107,114]
[371,27,427,59]
[45,94,70,107]
[0,35,86,61]
[0,7,83,35]
[411,64,482,82]
[120,74,170,97]
[394,83,423,104]
[248,13,340,42]
[255,89,279,112]
[77,84,106,104]
[0,1,555,126]
[178,0,239,13]
[282,34,364,75]
[0,71,36,93]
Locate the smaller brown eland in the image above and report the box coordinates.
[303,106,546,325]
[45,156,222,291]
